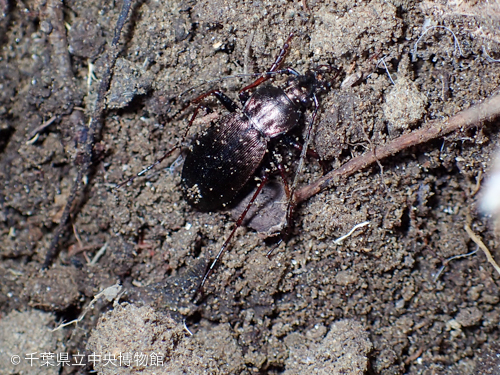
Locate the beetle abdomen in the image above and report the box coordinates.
[181,113,267,211]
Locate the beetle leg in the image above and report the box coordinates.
[115,103,206,189]
[280,133,330,173]
[212,91,239,113]
[280,134,320,158]
[238,33,294,101]
[115,145,181,189]
[238,67,301,106]
[287,94,320,220]
[270,149,292,201]
[267,94,321,259]
[195,173,270,297]
[280,67,301,76]
[239,67,302,106]
[265,156,293,259]
[192,89,238,113]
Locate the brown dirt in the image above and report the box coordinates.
[1,0,500,374]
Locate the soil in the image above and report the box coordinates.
[1,0,500,374]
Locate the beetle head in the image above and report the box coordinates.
[284,65,338,108]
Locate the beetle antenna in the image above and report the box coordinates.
[177,70,292,98]
[114,146,181,190]
[181,33,295,99]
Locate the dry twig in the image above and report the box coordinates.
[295,91,500,204]
[43,0,133,268]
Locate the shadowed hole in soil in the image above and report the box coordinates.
[54,304,83,327]
[0,126,15,153]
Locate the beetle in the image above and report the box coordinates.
[117,33,335,293]
[178,34,335,292]
[181,71,321,211]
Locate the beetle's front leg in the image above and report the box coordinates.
[238,33,295,103]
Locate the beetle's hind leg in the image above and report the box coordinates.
[264,149,295,258]
[193,172,271,301]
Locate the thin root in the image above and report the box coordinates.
[26,116,58,143]
[465,224,500,277]
[43,0,133,268]
[183,319,193,336]
[89,242,108,266]
[482,45,500,63]
[334,221,370,244]
[52,283,122,331]
[413,25,464,60]
[433,248,478,282]
[375,56,395,85]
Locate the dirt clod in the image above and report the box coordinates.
[383,75,427,134]
[87,303,245,374]
[0,309,64,375]
[284,320,372,375]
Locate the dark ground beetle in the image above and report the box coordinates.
[119,33,335,293]
[181,69,322,211]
